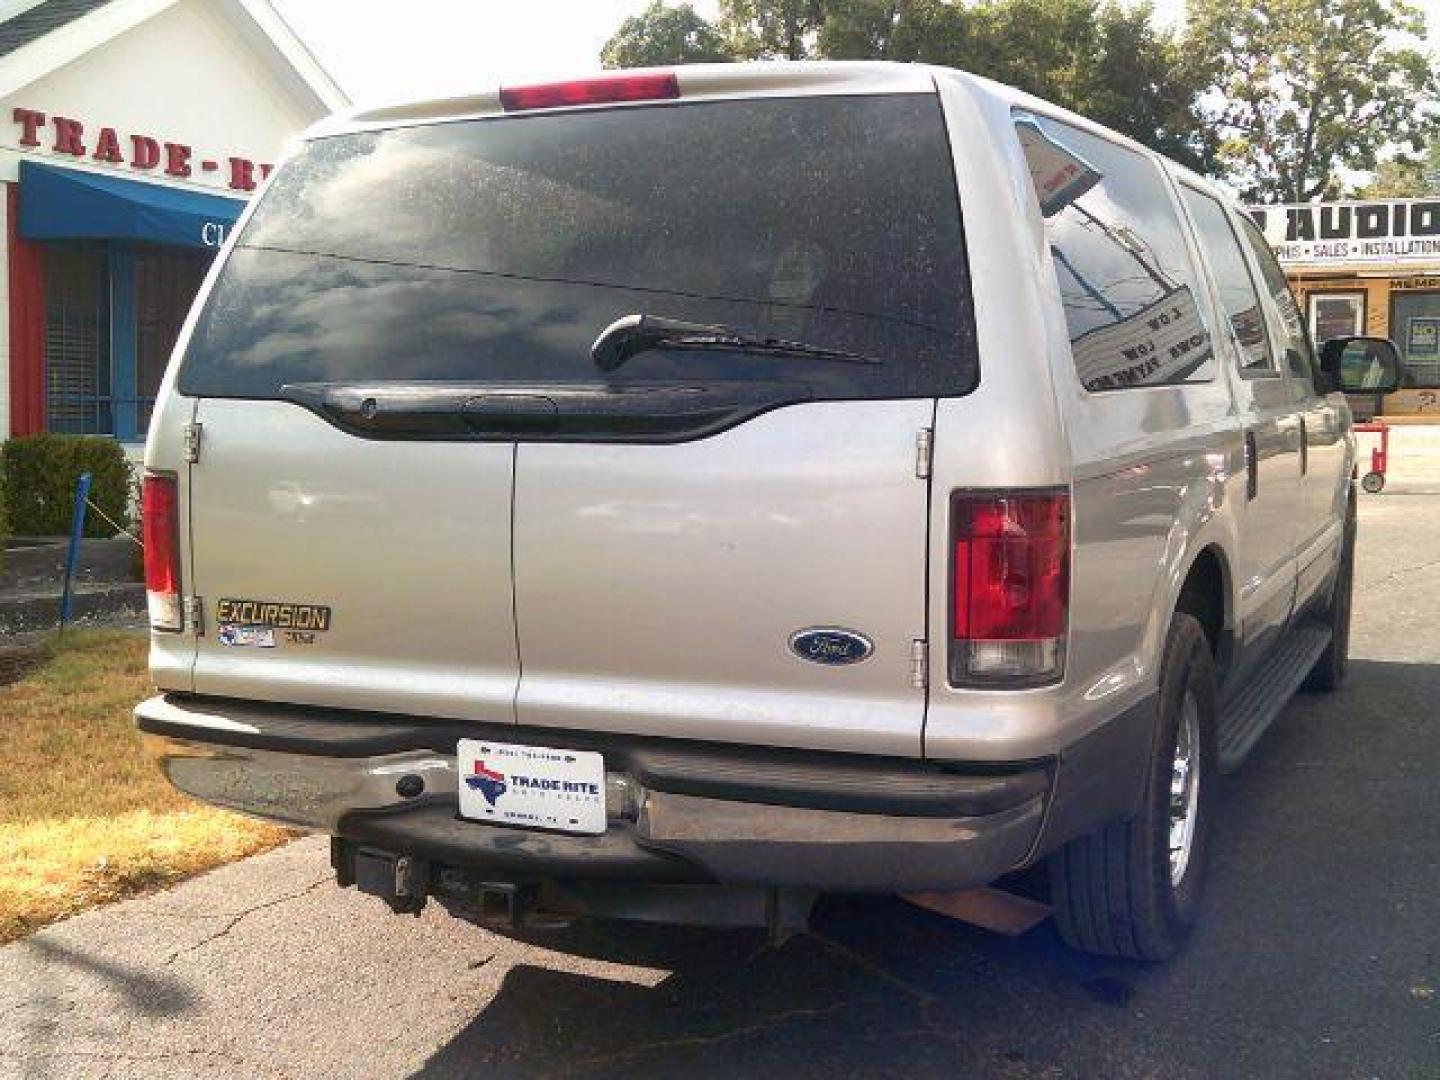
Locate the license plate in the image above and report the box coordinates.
[456,739,606,835]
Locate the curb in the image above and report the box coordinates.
[0,582,146,635]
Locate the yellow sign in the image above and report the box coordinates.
[1388,389,1440,414]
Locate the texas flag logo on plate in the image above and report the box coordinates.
[465,762,508,807]
[456,739,607,835]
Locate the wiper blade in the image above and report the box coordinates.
[591,313,882,372]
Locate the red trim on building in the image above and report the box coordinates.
[8,181,45,436]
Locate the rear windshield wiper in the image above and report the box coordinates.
[591,313,883,372]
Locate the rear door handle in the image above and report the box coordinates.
[460,394,560,434]
[1244,430,1258,501]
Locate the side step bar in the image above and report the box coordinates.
[1218,622,1331,772]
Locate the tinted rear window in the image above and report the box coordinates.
[178,95,975,400]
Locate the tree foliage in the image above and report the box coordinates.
[1187,0,1438,202]
[1357,136,1440,197]
[601,1,732,68]
[723,0,828,58]
[601,0,1212,168]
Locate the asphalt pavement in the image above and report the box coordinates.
[3,429,1439,1079]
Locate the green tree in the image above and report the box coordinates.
[1186,0,1438,202]
[819,0,1214,170]
[598,0,1212,169]
[601,1,733,68]
[722,0,828,59]
[1357,140,1440,197]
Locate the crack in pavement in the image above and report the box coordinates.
[541,929,945,1074]
[1,1047,250,1063]
[808,928,941,1007]
[559,997,873,1074]
[162,877,330,967]
[808,928,977,1059]
[1360,555,1440,595]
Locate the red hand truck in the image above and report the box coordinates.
[1352,421,1389,494]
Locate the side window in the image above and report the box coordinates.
[1015,112,1213,392]
[1180,187,1273,374]
[1238,215,1318,382]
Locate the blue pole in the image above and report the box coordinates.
[60,471,92,629]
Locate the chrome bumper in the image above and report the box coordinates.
[138,694,1047,892]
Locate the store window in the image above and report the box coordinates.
[40,245,211,440]
[135,249,210,433]
[44,245,111,435]
[1392,291,1440,388]
[1308,292,1365,343]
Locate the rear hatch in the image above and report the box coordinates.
[173,75,977,752]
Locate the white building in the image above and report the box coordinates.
[0,0,346,445]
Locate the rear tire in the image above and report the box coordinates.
[1048,614,1217,961]
[1361,471,1384,494]
[1303,494,1356,693]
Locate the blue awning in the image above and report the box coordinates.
[18,160,244,250]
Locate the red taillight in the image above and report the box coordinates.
[142,472,182,632]
[950,489,1069,685]
[499,72,680,112]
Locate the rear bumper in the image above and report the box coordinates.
[137,693,1068,892]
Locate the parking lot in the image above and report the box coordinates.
[2,428,1438,1080]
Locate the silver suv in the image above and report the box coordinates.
[136,62,1404,960]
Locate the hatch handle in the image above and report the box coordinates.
[460,394,560,433]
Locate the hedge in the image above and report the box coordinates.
[0,434,133,538]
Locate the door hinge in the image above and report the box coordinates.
[910,638,929,689]
[182,422,203,464]
[915,428,933,479]
[184,596,204,637]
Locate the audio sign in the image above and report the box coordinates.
[1248,199,1440,266]
[10,107,273,191]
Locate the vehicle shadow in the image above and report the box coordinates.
[19,935,197,1018]
[410,658,1439,1080]
[10,936,199,1080]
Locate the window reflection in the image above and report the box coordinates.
[1180,187,1272,372]
[1016,113,1213,392]
[183,96,974,400]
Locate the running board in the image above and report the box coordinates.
[1218,623,1331,772]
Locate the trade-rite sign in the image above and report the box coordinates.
[1248,199,1440,266]
[9,107,273,191]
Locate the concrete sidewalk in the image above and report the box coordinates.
[0,838,681,1078]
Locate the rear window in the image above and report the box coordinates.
[178,95,975,400]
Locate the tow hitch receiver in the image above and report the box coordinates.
[333,839,571,928]
[331,838,816,937]
[336,841,430,916]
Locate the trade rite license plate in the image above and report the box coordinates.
[456,739,607,835]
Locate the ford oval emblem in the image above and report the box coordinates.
[789,628,874,666]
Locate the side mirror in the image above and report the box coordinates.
[1317,335,1405,395]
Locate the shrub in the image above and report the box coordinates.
[0,434,133,538]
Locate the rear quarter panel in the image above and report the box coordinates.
[924,76,1243,762]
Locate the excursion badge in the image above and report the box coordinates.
[215,598,332,631]
[215,598,332,647]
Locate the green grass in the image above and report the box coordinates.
[0,631,290,943]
